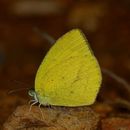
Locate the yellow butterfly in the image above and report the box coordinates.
[29,29,102,107]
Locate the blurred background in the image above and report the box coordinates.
[0,0,130,126]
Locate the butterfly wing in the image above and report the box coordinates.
[35,29,102,106]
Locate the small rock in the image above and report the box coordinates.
[3,105,99,130]
[93,103,113,118]
[102,117,130,130]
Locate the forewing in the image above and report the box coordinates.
[35,29,102,106]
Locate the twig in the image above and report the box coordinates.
[102,68,130,99]
[33,27,55,44]
[114,98,130,111]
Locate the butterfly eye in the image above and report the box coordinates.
[28,89,36,97]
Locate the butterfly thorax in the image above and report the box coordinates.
[28,89,50,106]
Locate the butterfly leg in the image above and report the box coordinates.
[38,103,44,120]
[29,101,38,112]
[46,104,53,115]
[28,99,37,105]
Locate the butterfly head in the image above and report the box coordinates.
[28,89,52,106]
[28,89,39,102]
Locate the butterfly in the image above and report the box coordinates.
[29,29,102,107]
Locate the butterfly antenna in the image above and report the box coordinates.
[7,79,32,88]
[13,80,32,87]
[7,87,31,95]
[33,27,55,44]
[102,68,130,94]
